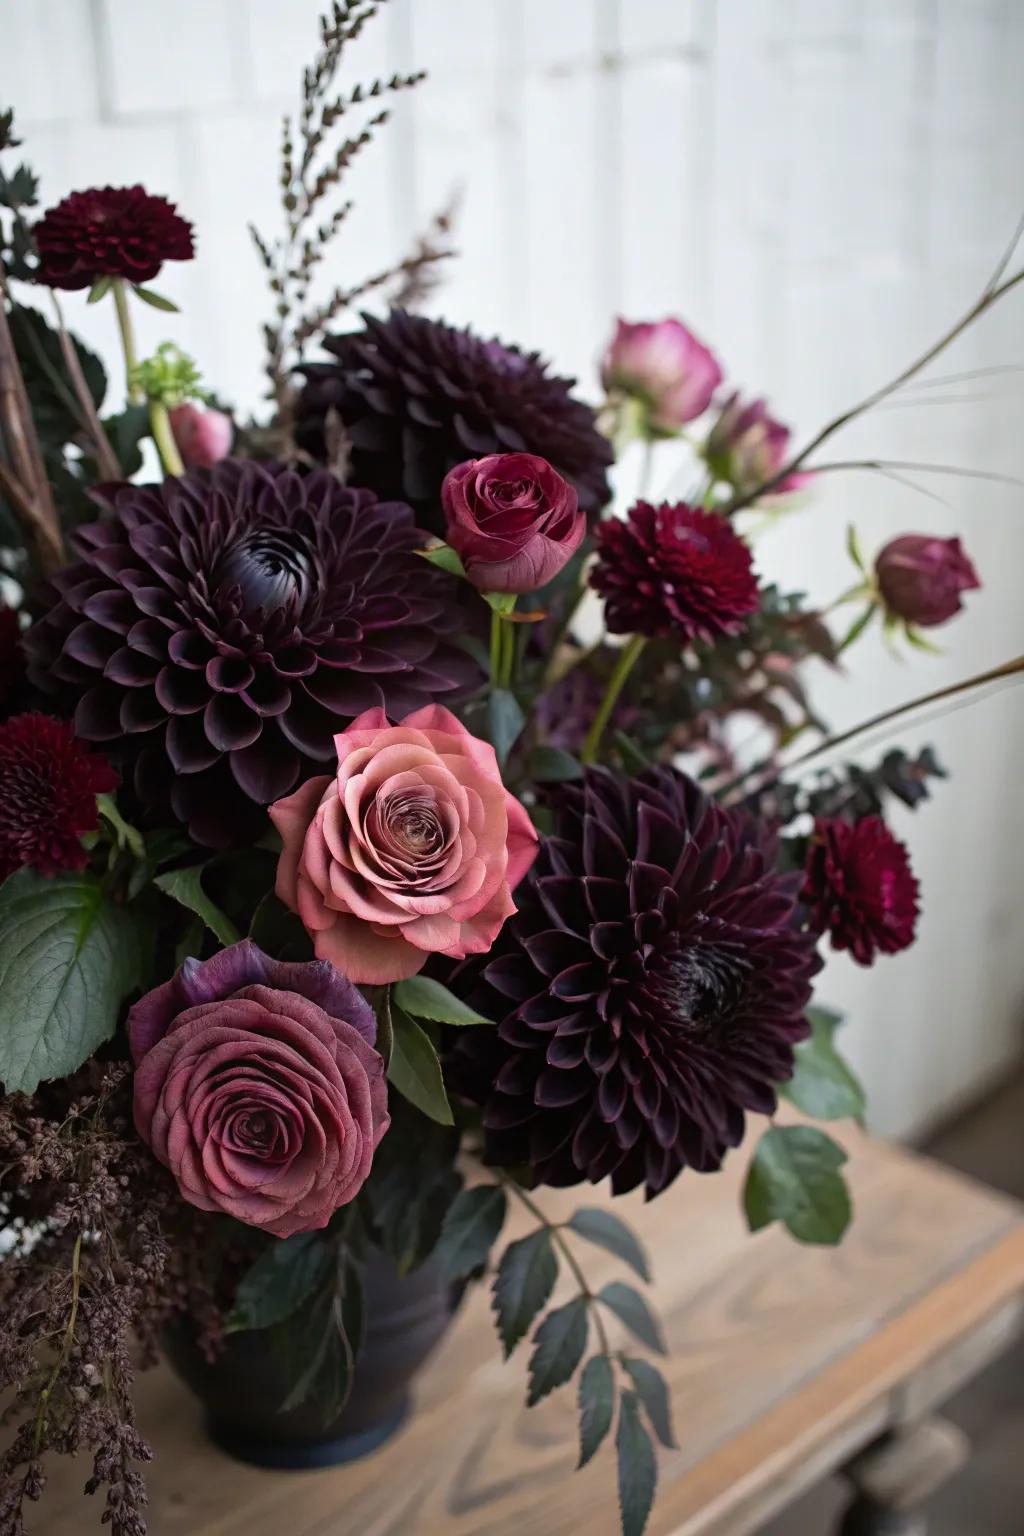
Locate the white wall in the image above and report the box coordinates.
[5,0,1024,1138]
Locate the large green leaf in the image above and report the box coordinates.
[387,1005,453,1125]
[155,865,240,947]
[492,1227,558,1358]
[783,1008,865,1123]
[598,1282,667,1356]
[228,1234,332,1334]
[435,1184,507,1283]
[0,870,141,1093]
[744,1125,852,1245]
[393,973,491,1027]
[567,1208,651,1282]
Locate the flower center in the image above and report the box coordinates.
[218,532,312,615]
[645,941,752,1038]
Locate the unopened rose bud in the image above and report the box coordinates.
[601,318,722,437]
[705,391,813,498]
[875,534,980,628]
[169,403,233,469]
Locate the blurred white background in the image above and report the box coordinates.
[5,0,1024,1138]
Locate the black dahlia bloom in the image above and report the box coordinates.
[296,310,614,534]
[26,461,477,846]
[450,766,821,1197]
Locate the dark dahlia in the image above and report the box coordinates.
[450,766,821,1196]
[591,501,759,643]
[26,461,477,846]
[34,185,194,290]
[803,815,919,966]
[0,712,117,880]
[296,309,613,534]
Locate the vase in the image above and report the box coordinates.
[163,1247,459,1470]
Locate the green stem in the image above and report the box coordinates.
[581,633,647,766]
[111,279,142,404]
[149,399,184,477]
[499,1176,613,1359]
[489,608,503,686]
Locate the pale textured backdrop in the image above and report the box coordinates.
[5,0,1024,1137]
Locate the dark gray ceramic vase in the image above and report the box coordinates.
[164,1248,459,1470]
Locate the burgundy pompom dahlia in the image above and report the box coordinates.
[591,501,759,644]
[803,815,919,966]
[449,766,821,1196]
[296,310,613,534]
[34,185,194,291]
[0,712,117,880]
[25,461,477,846]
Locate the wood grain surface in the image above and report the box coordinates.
[37,1119,1024,1536]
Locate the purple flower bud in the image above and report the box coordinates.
[170,402,233,468]
[875,534,980,628]
[705,391,813,498]
[601,318,722,433]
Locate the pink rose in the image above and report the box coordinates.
[601,318,723,433]
[270,704,538,984]
[705,392,813,498]
[131,941,389,1238]
[441,452,584,594]
[875,534,980,628]
[170,402,233,468]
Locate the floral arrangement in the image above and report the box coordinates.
[0,7,1020,1536]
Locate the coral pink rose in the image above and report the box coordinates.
[270,705,538,984]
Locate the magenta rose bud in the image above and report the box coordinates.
[270,704,539,985]
[169,402,233,468]
[440,452,584,594]
[130,940,389,1238]
[706,391,813,498]
[601,318,722,434]
[875,534,980,628]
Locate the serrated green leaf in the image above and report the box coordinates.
[418,543,467,579]
[598,1281,667,1356]
[784,1010,865,1123]
[387,1005,453,1125]
[0,870,141,1093]
[487,687,525,768]
[155,865,240,947]
[567,1209,651,1282]
[492,1227,558,1357]
[528,744,584,783]
[744,1125,852,1245]
[577,1353,616,1468]
[393,973,491,1027]
[228,1234,331,1333]
[621,1358,676,1449]
[435,1184,507,1283]
[133,284,180,312]
[617,1390,658,1536]
[527,1295,589,1406]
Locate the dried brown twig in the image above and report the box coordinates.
[0,260,64,573]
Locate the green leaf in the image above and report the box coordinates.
[87,276,112,304]
[132,284,180,312]
[418,543,467,579]
[277,1270,355,1419]
[527,744,584,783]
[492,1227,558,1358]
[577,1353,616,1468]
[598,1281,667,1356]
[483,591,517,615]
[247,890,313,962]
[846,522,867,574]
[838,602,878,654]
[616,1390,658,1536]
[364,1095,461,1273]
[393,973,492,1027]
[613,732,652,774]
[97,793,146,861]
[784,1008,865,1123]
[387,1005,453,1125]
[100,403,150,478]
[487,687,525,768]
[527,1295,589,1407]
[567,1209,651,1283]
[744,1125,852,1245]
[904,623,942,655]
[374,984,395,1070]
[228,1234,332,1333]
[435,1184,507,1283]
[0,870,141,1094]
[154,865,240,948]
[621,1358,676,1449]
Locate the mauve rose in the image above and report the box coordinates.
[131,940,388,1237]
[705,392,813,498]
[270,704,538,985]
[441,452,584,594]
[875,534,980,628]
[170,402,233,468]
[601,318,722,433]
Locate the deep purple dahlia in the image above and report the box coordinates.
[449,766,821,1196]
[34,185,194,291]
[296,310,613,534]
[25,461,477,846]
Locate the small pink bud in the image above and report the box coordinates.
[170,403,233,468]
[601,318,722,434]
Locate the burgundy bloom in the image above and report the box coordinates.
[442,452,584,594]
[296,310,613,535]
[448,766,821,1196]
[130,941,389,1237]
[0,712,117,881]
[601,318,722,434]
[875,534,980,628]
[803,816,919,966]
[0,605,24,713]
[705,392,813,498]
[170,402,233,469]
[25,461,477,847]
[34,185,194,291]
[591,501,759,643]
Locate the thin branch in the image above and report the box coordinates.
[984,207,1024,295]
[0,263,64,573]
[50,294,121,481]
[812,458,1024,489]
[499,1174,614,1360]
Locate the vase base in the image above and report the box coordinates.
[207,1398,409,1470]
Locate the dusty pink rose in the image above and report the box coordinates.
[131,941,388,1237]
[601,318,723,433]
[170,402,233,468]
[705,392,814,498]
[441,452,584,594]
[875,534,980,628]
[270,704,538,984]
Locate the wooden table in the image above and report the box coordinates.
[39,1119,1024,1535]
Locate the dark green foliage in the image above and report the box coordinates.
[616,1390,658,1536]
[567,1209,651,1282]
[783,1007,866,1123]
[597,1282,667,1357]
[577,1354,616,1468]
[229,1233,332,1333]
[621,1358,676,1449]
[527,1295,589,1406]
[744,1124,852,1245]
[435,1184,507,1284]
[363,1095,462,1273]
[491,1228,558,1357]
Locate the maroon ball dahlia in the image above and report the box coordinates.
[25,461,478,847]
[803,815,920,966]
[591,501,759,643]
[296,310,613,534]
[0,712,117,880]
[34,185,194,291]
[448,766,821,1196]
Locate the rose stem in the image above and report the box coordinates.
[581,632,647,766]
[111,278,143,404]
